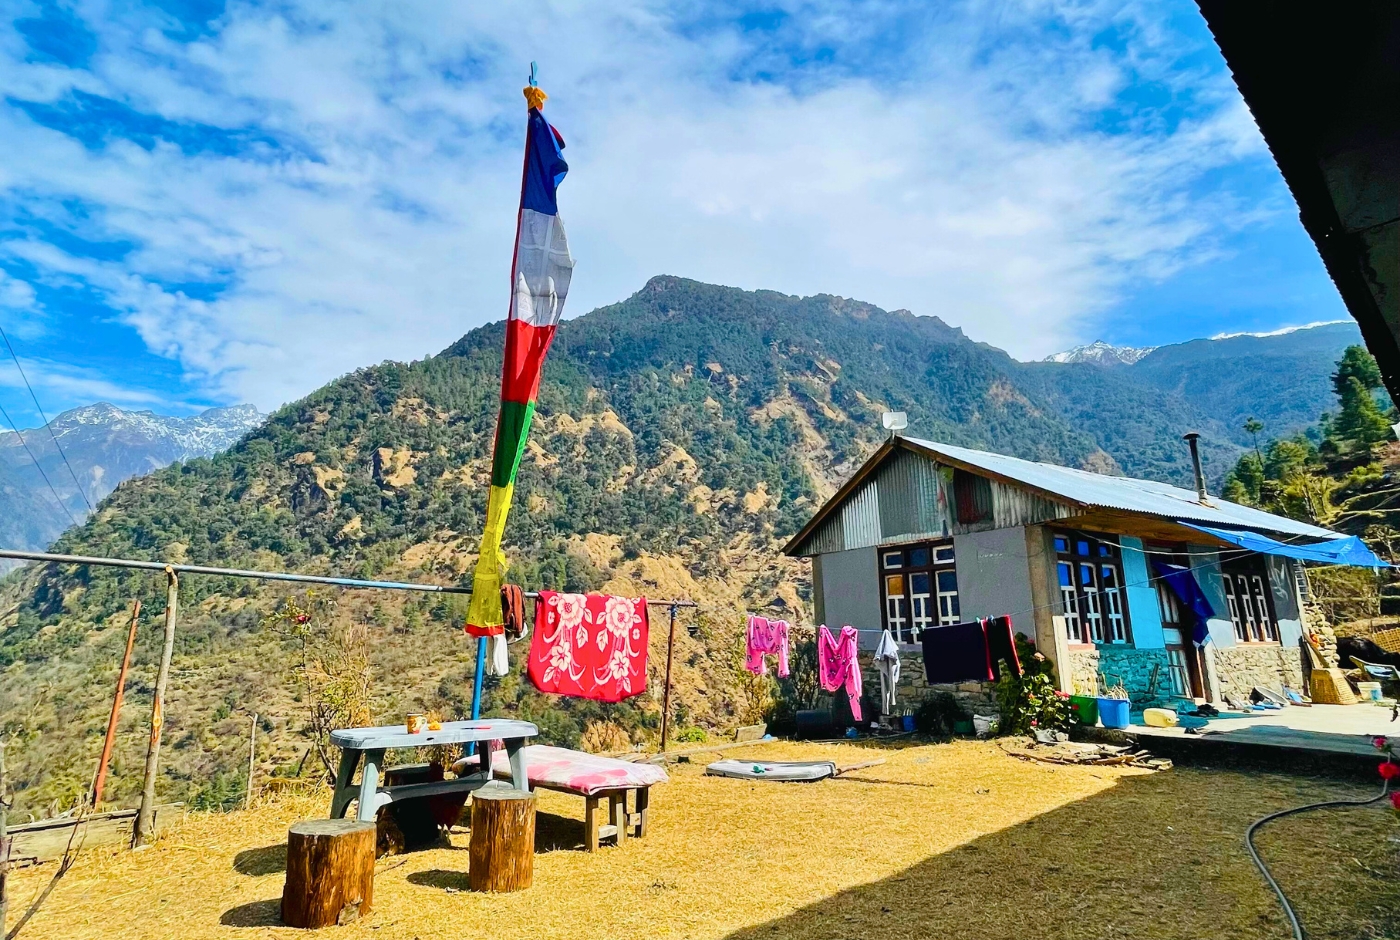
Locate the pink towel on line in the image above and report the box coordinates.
[745,615,790,677]
[818,624,862,721]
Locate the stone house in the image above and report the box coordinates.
[782,436,1379,715]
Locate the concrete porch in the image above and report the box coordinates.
[1125,702,1400,778]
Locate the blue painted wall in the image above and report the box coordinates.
[1120,536,1164,649]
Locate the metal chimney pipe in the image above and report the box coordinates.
[1183,432,1210,504]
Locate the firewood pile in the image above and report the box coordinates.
[1000,737,1172,771]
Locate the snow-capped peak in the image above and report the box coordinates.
[1209,320,1352,341]
[1043,341,1156,366]
[2,402,264,462]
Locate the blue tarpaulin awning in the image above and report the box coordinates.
[1181,522,1392,568]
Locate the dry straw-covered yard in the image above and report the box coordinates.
[9,740,1400,940]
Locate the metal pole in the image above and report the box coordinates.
[92,599,140,807]
[0,548,473,594]
[0,549,701,607]
[245,713,258,811]
[467,638,487,757]
[134,568,178,848]
[659,604,679,753]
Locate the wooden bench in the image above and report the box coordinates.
[453,745,667,851]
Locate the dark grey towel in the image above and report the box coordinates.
[921,621,993,684]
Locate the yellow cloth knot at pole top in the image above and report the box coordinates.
[524,85,547,110]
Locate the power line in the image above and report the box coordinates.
[0,324,93,513]
[0,397,81,529]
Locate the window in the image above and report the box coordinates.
[1054,531,1131,645]
[881,541,958,644]
[1222,558,1279,643]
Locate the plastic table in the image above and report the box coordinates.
[328,719,538,822]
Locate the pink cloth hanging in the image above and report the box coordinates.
[817,624,862,721]
[745,615,790,677]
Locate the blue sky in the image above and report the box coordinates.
[0,0,1349,425]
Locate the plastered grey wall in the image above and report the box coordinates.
[815,547,882,649]
[952,526,1035,635]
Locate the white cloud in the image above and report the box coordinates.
[0,355,173,412]
[0,0,1273,410]
[0,269,37,311]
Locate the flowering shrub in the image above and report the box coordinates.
[1374,736,1400,810]
[994,639,1073,735]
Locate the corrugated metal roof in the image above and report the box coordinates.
[901,438,1338,539]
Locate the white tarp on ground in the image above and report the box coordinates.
[704,759,838,782]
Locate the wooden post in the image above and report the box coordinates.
[1,741,9,937]
[134,568,178,848]
[246,713,258,811]
[468,788,535,892]
[282,819,375,928]
[659,604,678,753]
[93,599,141,807]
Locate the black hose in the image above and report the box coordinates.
[1244,780,1391,940]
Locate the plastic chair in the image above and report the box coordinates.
[1349,656,1400,681]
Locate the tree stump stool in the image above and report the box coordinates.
[282,819,376,928]
[469,787,536,892]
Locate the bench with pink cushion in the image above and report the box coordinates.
[453,745,668,851]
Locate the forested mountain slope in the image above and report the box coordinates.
[0,277,1349,812]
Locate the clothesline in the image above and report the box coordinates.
[520,592,696,608]
[721,543,1291,643]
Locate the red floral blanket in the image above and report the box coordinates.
[528,591,649,702]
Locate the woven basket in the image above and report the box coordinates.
[1309,668,1359,705]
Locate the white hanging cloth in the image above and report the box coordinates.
[488,633,510,676]
[874,628,901,715]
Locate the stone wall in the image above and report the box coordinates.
[1065,648,1100,696]
[856,651,1000,720]
[1065,646,1177,703]
[1212,644,1306,701]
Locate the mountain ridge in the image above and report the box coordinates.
[0,276,1367,813]
[0,401,264,553]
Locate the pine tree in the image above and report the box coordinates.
[1329,346,1392,450]
[1222,451,1263,505]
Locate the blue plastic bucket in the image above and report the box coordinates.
[1098,697,1130,729]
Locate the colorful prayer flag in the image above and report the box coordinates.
[466,84,574,635]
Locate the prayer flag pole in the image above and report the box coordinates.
[465,67,574,726]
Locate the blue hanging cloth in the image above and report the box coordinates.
[1152,561,1215,647]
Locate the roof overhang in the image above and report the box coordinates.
[784,437,1340,558]
[781,436,900,557]
[1198,1,1400,399]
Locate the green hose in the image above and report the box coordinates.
[1244,780,1391,940]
